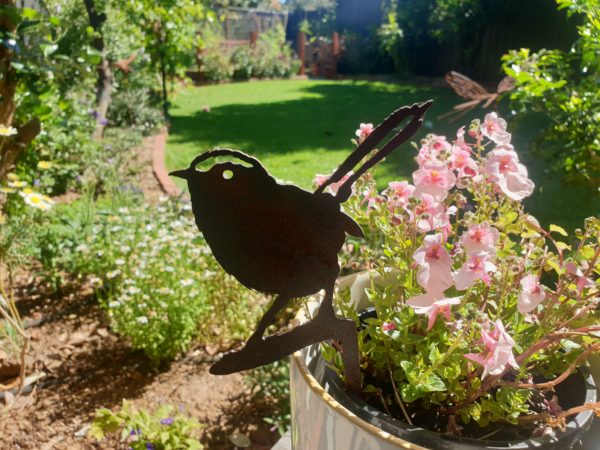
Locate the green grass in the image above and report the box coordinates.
[166,79,597,231]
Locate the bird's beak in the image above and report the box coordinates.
[169,169,189,180]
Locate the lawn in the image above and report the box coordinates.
[166,79,597,230]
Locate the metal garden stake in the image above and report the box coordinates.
[170,101,433,392]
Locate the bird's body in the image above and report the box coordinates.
[188,161,362,298]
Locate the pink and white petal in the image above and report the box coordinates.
[454,265,477,290]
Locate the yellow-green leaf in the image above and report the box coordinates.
[555,241,571,251]
[549,224,568,237]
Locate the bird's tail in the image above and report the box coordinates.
[315,100,433,203]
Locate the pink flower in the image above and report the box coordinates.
[450,146,478,179]
[362,186,384,208]
[382,321,396,332]
[413,234,453,294]
[417,134,452,166]
[461,222,499,256]
[518,274,546,313]
[413,163,456,201]
[355,123,374,143]
[384,181,415,207]
[565,262,595,294]
[412,193,450,233]
[464,320,519,379]
[455,126,471,151]
[481,112,511,145]
[313,171,353,195]
[408,295,462,330]
[454,252,497,290]
[484,146,534,201]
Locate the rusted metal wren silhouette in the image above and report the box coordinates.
[170,101,433,391]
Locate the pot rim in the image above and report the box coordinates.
[293,343,597,449]
[291,348,429,450]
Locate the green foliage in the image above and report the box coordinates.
[230,46,254,80]
[107,77,164,135]
[246,359,291,435]
[198,23,297,82]
[252,25,297,78]
[6,1,163,195]
[90,400,203,449]
[377,10,406,74]
[38,193,262,363]
[17,84,98,195]
[502,0,600,181]
[122,0,211,80]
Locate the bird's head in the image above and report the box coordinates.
[169,149,273,207]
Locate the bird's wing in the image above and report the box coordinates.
[445,71,489,99]
[339,211,364,238]
[497,76,516,94]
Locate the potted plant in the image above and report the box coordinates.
[290,114,599,449]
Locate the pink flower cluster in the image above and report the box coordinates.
[465,320,519,379]
[352,114,542,335]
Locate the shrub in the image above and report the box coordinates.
[251,25,296,78]
[0,172,57,385]
[39,194,262,363]
[231,46,253,80]
[16,84,99,196]
[108,71,164,135]
[502,0,599,181]
[90,400,204,450]
[198,23,297,82]
[200,47,234,82]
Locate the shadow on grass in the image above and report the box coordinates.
[167,80,597,231]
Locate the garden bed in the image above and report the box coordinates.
[0,134,281,450]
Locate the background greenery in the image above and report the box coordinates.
[166,79,597,231]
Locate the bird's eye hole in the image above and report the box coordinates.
[222,169,234,180]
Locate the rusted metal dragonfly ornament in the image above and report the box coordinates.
[441,71,515,121]
[170,101,433,391]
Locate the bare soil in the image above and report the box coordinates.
[0,132,280,449]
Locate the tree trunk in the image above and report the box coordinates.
[83,0,113,141]
[0,119,41,181]
[0,0,17,127]
[0,0,40,182]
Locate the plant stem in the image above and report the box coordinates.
[386,359,413,425]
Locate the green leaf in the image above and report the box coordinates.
[429,344,442,365]
[545,258,565,275]
[580,246,595,259]
[400,383,422,402]
[399,361,419,385]
[419,372,446,392]
[88,423,105,441]
[555,241,571,251]
[549,224,568,236]
[20,8,38,20]
[41,43,58,58]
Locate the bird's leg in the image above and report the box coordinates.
[318,286,361,392]
[318,286,336,318]
[247,294,290,343]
